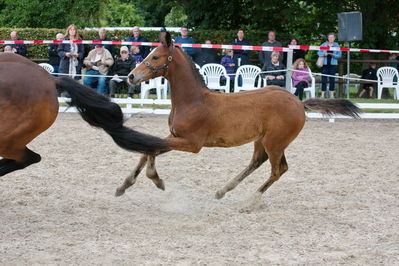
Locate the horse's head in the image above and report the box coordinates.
[128,31,173,85]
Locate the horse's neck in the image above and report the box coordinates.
[166,52,206,105]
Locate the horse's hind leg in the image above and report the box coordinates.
[0,147,41,176]
[257,152,288,195]
[115,155,148,196]
[215,139,268,199]
[145,155,165,190]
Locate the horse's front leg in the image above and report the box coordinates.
[115,155,148,196]
[145,135,202,190]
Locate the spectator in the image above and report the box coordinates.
[95,28,115,58]
[9,31,28,57]
[83,44,114,95]
[283,37,306,66]
[48,33,64,75]
[262,51,286,87]
[358,63,377,98]
[130,45,143,64]
[232,29,250,69]
[125,26,150,59]
[109,46,136,98]
[220,49,235,92]
[175,26,196,59]
[291,58,311,100]
[259,31,282,68]
[388,53,398,70]
[3,45,14,53]
[317,33,342,98]
[194,39,218,67]
[58,24,85,80]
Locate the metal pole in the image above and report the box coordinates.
[347,42,350,98]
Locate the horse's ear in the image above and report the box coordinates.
[160,31,172,47]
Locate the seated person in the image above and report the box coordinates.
[359,63,377,98]
[130,45,143,64]
[83,44,114,95]
[109,46,136,98]
[220,49,235,92]
[292,58,311,100]
[262,52,286,87]
[3,45,14,53]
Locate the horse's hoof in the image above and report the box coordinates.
[215,190,225,199]
[115,188,125,197]
[156,179,165,191]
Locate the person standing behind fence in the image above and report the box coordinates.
[125,26,150,59]
[283,37,306,66]
[317,33,342,98]
[232,29,250,69]
[292,58,311,100]
[9,31,28,57]
[194,39,218,67]
[95,28,116,58]
[259,31,282,68]
[58,24,84,80]
[175,26,196,59]
[48,33,64,75]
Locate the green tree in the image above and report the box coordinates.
[0,0,103,28]
[164,5,188,27]
[100,0,144,27]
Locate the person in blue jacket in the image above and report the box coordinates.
[232,29,250,70]
[175,26,196,59]
[220,49,235,92]
[125,26,150,59]
[317,33,342,98]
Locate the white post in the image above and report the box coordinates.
[285,49,293,91]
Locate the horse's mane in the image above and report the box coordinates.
[175,46,206,87]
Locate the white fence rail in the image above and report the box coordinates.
[58,98,399,119]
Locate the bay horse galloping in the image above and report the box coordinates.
[116,32,360,202]
[0,53,168,176]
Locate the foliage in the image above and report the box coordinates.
[99,0,145,27]
[164,5,188,27]
[0,0,102,28]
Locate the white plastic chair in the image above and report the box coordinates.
[234,65,262,93]
[377,67,399,99]
[200,63,230,93]
[38,63,54,73]
[291,68,316,98]
[140,77,168,102]
[194,63,201,70]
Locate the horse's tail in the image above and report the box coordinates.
[55,76,169,155]
[303,98,361,118]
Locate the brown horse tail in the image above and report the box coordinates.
[55,76,169,155]
[303,98,361,118]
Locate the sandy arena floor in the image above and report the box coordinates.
[1,113,398,265]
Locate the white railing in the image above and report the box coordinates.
[58,97,399,119]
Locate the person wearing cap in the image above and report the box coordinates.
[83,44,114,95]
[125,26,150,59]
[109,46,136,98]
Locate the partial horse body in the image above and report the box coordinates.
[0,53,167,176]
[116,32,360,200]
